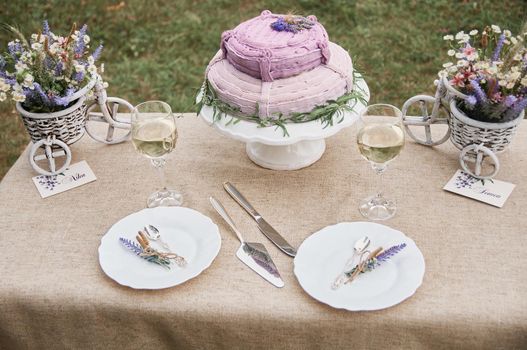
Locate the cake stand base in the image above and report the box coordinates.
[246,139,326,170]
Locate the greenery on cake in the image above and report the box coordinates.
[196,71,367,137]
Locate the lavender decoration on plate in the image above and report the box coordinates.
[119,237,171,269]
[345,243,407,278]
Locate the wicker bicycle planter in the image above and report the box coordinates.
[16,96,88,145]
[449,99,524,154]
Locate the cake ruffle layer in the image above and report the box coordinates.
[221,10,330,82]
[206,42,353,119]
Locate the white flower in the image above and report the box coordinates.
[513,53,522,61]
[521,77,527,87]
[447,49,456,56]
[0,78,10,92]
[12,91,25,103]
[87,64,97,74]
[510,71,521,81]
[31,42,42,51]
[442,62,453,68]
[455,52,464,58]
[443,35,454,41]
[31,34,38,41]
[0,92,6,102]
[517,35,524,42]
[74,64,85,73]
[100,63,105,73]
[457,60,469,67]
[510,37,518,45]
[22,74,34,89]
[87,56,95,65]
[469,30,478,36]
[498,80,507,86]
[455,31,465,40]
[480,79,486,84]
[491,25,501,33]
[15,61,28,72]
[504,39,510,45]
[504,30,511,37]
[83,35,90,44]
[71,34,78,41]
[102,81,109,89]
[506,81,515,89]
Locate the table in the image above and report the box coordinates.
[0,114,526,349]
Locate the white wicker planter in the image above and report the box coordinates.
[449,99,524,154]
[16,96,88,145]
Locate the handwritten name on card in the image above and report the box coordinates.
[443,170,515,208]
[32,161,97,198]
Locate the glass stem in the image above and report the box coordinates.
[151,158,167,191]
[372,163,387,198]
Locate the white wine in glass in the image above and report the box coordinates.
[356,104,404,220]
[132,101,183,208]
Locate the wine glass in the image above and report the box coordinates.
[356,104,404,220]
[131,101,183,208]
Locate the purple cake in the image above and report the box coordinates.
[221,10,330,82]
[202,10,355,121]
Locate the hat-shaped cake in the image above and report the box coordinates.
[200,10,357,125]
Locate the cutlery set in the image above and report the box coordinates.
[211,182,296,288]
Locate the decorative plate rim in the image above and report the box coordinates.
[293,221,425,311]
[98,206,221,290]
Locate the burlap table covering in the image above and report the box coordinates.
[0,114,526,349]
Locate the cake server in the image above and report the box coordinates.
[223,182,297,257]
[210,196,284,288]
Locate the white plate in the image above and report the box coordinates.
[98,207,221,289]
[294,222,425,311]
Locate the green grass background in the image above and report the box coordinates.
[0,0,525,178]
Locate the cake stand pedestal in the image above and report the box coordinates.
[198,76,369,170]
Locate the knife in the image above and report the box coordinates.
[223,182,297,257]
[209,196,284,288]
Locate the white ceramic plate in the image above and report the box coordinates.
[294,222,425,311]
[98,207,221,289]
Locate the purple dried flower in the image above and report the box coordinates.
[7,41,23,59]
[504,95,517,107]
[33,82,51,106]
[504,97,527,121]
[42,20,50,36]
[470,79,487,104]
[53,87,75,106]
[465,95,477,106]
[74,71,84,82]
[376,243,407,263]
[54,61,63,76]
[74,24,88,56]
[91,44,103,61]
[119,237,144,255]
[492,34,505,62]
[43,57,53,70]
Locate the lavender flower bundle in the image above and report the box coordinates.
[119,237,172,269]
[0,21,104,113]
[344,243,407,278]
[270,15,314,33]
[441,24,527,123]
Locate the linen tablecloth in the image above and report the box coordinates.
[0,114,526,349]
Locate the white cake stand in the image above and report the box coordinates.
[198,75,369,170]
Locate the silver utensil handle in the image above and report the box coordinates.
[209,196,244,243]
[223,182,260,219]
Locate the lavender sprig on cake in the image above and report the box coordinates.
[270,15,314,33]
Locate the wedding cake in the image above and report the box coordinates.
[199,10,357,126]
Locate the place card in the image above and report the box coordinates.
[32,161,97,198]
[443,169,515,208]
